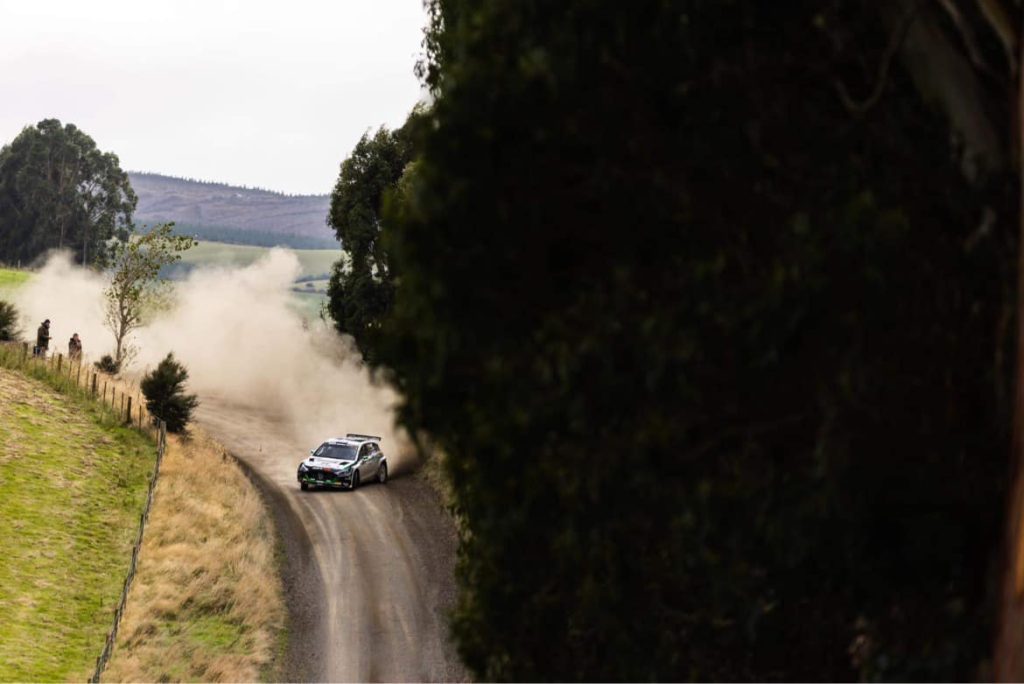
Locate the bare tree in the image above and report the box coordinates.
[103,223,195,367]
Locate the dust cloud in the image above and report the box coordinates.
[14,252,108,355]
[13,250,414,472]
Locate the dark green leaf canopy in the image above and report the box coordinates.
[0,119,136,266]
[376,0,1015,680]
[326,114,419,359]
[141,352,198,433]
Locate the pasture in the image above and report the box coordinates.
[0,369,155,681]
[177,241,339,280]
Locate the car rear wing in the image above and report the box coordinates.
[346,433,382,442]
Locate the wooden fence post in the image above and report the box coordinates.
[125,396,131,424]
[57,354,62,373]
[91,373,97,396]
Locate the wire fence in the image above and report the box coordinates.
[90,419,166,683]
[0,342,164,438]
[0,342,167,683]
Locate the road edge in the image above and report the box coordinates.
[225,448,329,683]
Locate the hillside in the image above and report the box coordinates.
[0,368,155,681]
[129,172,336,249]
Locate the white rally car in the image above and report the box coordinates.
[296,433,388,491]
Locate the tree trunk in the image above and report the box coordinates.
[994,14,1024,681]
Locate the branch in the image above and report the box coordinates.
[976,0,1018,74]
[936,0,1001,80]
[834,1,924,115]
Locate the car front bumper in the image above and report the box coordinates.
[298,469,352,488]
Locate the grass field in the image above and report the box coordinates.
[289,289,328,320]
[178,241,339,280]
[2,252,334,323]
[0,368,156,681]
[0,267,30,296]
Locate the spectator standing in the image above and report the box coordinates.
[34,319,51,357]
[69,333,82,361]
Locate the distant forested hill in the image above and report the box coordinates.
[128,172,336,248]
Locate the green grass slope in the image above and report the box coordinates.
[174,242,335,321]
[0,267,30,296]
[0,368,156,681]
[175,241,339,279]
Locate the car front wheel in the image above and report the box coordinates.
[300,482,309,491]
[349,471,360,490]
[377,462,387,485]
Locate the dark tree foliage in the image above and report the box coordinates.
[0,119,136,266]
[141,353,199,433]
[0,300,19,342]
[326,113,419,360]
[378,1,1015,680]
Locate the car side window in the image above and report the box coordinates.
[368,443,379,455]
[359,444,370,459]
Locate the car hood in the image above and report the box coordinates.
[302,457,355,469]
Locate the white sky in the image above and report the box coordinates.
[0,0,428,195]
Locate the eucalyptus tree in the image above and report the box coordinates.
[0,119,136,265]
[377,0,1020,680]
[326,111,420,360]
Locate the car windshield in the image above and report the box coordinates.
[313,443,357,461]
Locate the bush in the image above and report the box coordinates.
[0,300,19,342]
[94,354,121,375]
[141,353,198,433]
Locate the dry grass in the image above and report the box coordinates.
[102,429,286,682]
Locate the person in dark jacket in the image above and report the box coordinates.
[34,319,51,357]
[69,333,82,360]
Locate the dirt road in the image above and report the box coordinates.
[195,395,467,682]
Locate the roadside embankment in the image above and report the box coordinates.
[101,428,287,682]
[0,342,288,682]
[0,368,155,681]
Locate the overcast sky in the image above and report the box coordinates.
[0,0,428,195]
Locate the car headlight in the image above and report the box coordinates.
[299,464,308,472]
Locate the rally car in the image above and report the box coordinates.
[297,433,388,491]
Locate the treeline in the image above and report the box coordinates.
[147,222,339,250]
[129,171,328,199]
[326,0,1019,680]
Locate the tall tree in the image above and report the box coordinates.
[326,113,419,360]
[103,223,195,366]
[0,119,136,266]
[378,0,1015,680]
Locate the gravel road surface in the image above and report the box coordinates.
[195,396,467,682]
